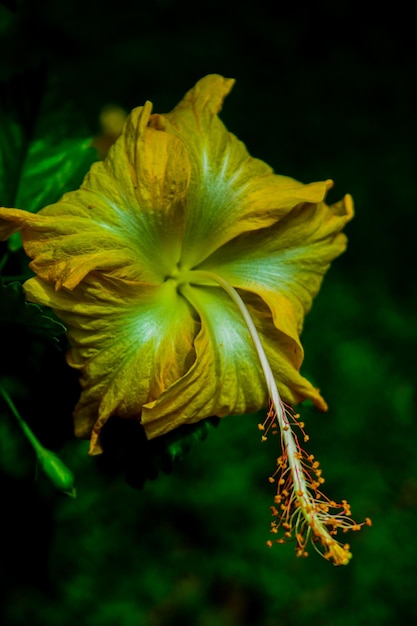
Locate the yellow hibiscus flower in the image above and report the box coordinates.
[0,74,368,564]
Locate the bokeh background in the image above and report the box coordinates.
[1,1,416,624]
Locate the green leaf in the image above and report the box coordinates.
[0,278,66,339]
[14,135,95,212]
[0,68,98,250]
[0,69,35,208]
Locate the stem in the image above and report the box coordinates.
[0,385,41,451]
[0,385,76,497]
[0,250,10,273]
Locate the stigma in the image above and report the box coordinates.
[259,401,371,565]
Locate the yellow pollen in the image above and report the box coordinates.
[263,401,370,565]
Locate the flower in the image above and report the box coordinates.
[0,75,365,564]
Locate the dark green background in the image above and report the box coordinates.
[1,1,416,624]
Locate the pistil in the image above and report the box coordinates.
[180,269,369,565]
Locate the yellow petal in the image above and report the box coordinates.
[242,290,327,410]
[198,193,354,347]
[1,76,351,457]
[24,274,198,454]
[152,74,331,267]
[0,208,24,240]
[87,101,190,269]
[141,283,324,439]
[0,103,191,288]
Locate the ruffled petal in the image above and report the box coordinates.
[0,102,190,288]
[152,74,331,267]
[0,205,160,287]
[141,284,324,439]
[1,75,352,459]
[197,193,354,347]
[24,274,198,453]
